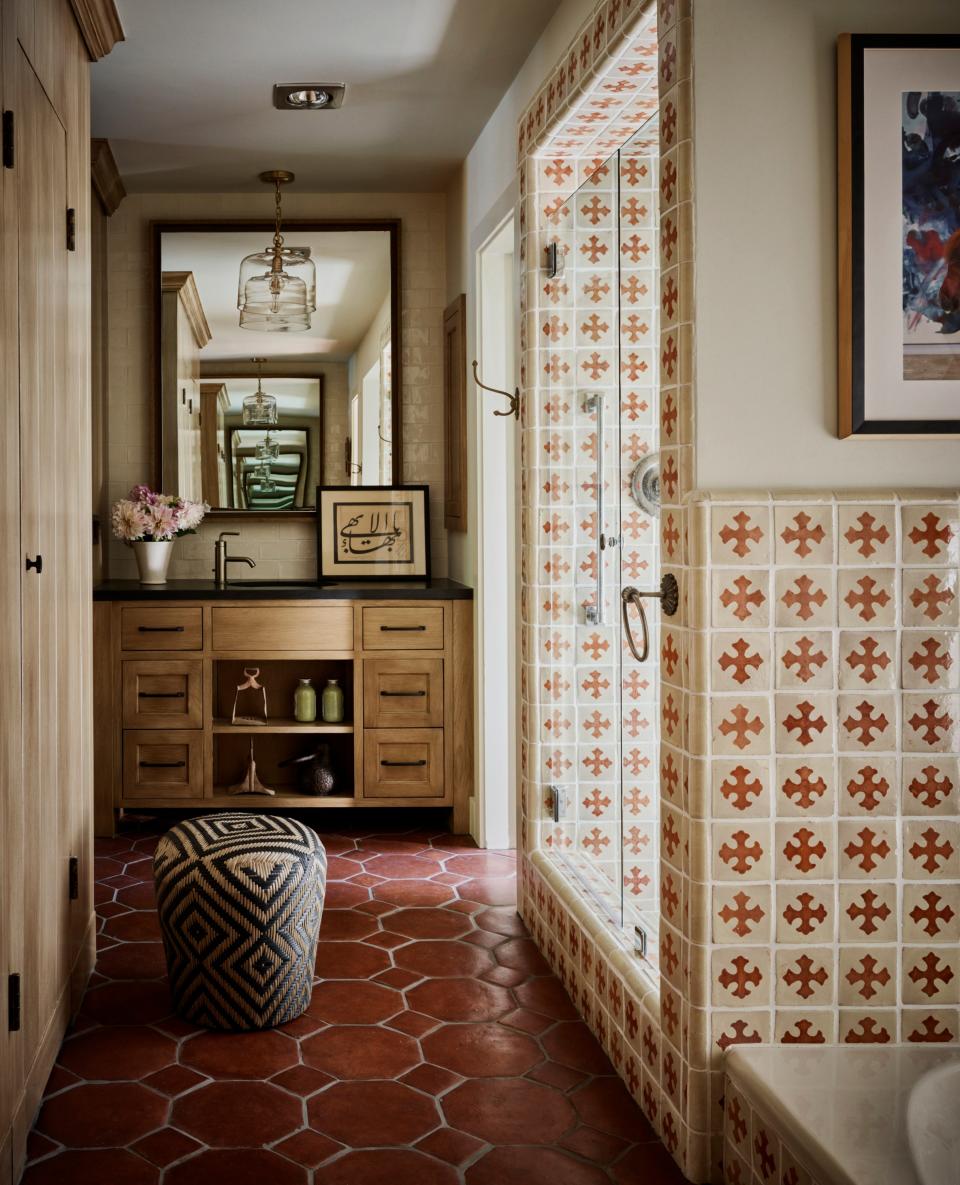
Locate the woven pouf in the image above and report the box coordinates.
[154,813,327,1030]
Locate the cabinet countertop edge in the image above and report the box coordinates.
[94,578,474,601]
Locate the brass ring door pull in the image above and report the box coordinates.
[621,574,679,663]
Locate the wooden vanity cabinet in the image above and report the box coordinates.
[93,597,473,837]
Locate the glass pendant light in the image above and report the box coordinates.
[242,358,279,426]
[255,432,281,461]
[238,170,315,332]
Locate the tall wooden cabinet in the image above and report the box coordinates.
[0,1,121,1181]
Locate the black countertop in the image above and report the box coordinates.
[93,577,473,601]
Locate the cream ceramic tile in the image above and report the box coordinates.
[902,883,960,943]
[712,821,773,882]
[712,697,771,756]
[838,504,896,565]
[711,632,770,692]
[713,570,770,629]
[839,948,897,1007]
[711,948,772,1008]
[838,1009,897,1044]
[775,820,834,880]
[712,884,773,945]
[903,569,960,627]
[838,693,897,751]
[711,505,770,566]
[775,632,833,690]
[775,758,835,818]
[902,630,960,690]
[775,570,834,629]
[902,819,960,880]
[775,693,835,755]
[775,947,834,1007]
[839,757,897,817]
[902,755,959,815]
[838,569,896,628]
[901,504,960,567]
[712,759,771,819]
[902,693,959,753]
[838,819,897,880]
[775,883,833,944]
[902,946,960,1005]
[838,631,897,691]
[774,505,834,566]
[840,882,898,943]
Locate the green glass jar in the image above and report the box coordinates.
[321,678,344,723]
[294,678,317,723]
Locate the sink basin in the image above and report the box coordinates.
[908,1060,960,1185]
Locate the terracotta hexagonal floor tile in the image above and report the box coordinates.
[270,1065,334,1096]
[80,982,172,1025]
[542,1022,614,1075]
[494,937,551,975]
[527,1061,589,1092]
[101,911,163,943]
[361,853,443,879]
[395,940,494,979]
[514,977,580,1021]
[171,1081,303,1147]
[36,1083,167,1147]
[387,908,474,939]
[386,1010,442,1038]
[443,853,516,878]
[465,1146,607,1185]
[273,1129,342,1168]
[142,1065,207,1098]
[421,1023,541,1077]
[416,1127,486,1167]
[610,1142,688,1184]
[307,1080,440,1146]
[324,855,364,881]
[114,882,156,909]
[560,1125,630,1164]
[20,1149,160,1185]
[373,966,422,989]
[180,1030,299,1079]
[324,881,371,908]
[164,1149,308,1185]
[311,1149,458,1185]
[481,964,528,988]
[474,907,527,937]
[406,977,514,1022]
[307,979,403,1024]
[442,1078,576,1144]
[315,940,391,979]
[318,910,378,941]
[57,1026,176,1081]
[131,1127,202,1167]
[571,1077,657,1141]
[94,941,167,981]
[373,880,455,906]
[455,877,518,906]
[301,1024,420,1079]
[400,1062,460,1095]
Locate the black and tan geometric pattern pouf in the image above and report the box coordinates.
[153,813,326,1030]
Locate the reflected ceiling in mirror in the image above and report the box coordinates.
[153,220,400,518]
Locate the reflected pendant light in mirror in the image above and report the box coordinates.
[242,358,279,426]
[238,170,315,332]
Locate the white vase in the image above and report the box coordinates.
[132,540,175,584]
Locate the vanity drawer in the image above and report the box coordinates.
[363,730,444,799]
[211,606,353,652]
[122,730,203,799]
[361,606,444,651]
[122,661,203,729]
[364,659,443,728]
[121,606,203,651]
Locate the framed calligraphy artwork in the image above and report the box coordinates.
[316,485,431,581]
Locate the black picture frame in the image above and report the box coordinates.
[316,485,431,583]
[838,34,960,437]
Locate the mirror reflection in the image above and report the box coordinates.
[155,224,397,514]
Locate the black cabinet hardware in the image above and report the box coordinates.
[66,207,76,251]
[25,555,42,573]
[137,625,184,632]
[380,690,426,697]
[380,624,426,631]
[381,759,427,767]
[8,974,20,1032]
[140,760,186,768]
[68,856,79,900]
[2,111,13,169]
[138,691,186,699]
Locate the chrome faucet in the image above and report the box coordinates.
[214,531,256,586]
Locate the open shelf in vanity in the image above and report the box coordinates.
[93,580,473,836]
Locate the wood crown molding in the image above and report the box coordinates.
[161,271,212,349]
[68,0,124,60]
[91,139,126,216]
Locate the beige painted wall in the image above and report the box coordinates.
[695,0,960,490]
[105,191,446,580]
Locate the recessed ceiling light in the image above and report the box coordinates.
[273,84,345,111]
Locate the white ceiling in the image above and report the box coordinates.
[162,229,391,360]
[93,0,563,191]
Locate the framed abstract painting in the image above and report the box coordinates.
[316,485,430,581]
[838,34,960,436]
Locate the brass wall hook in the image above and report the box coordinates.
[472,360,519,420]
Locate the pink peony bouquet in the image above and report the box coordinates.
[111,485,208,543]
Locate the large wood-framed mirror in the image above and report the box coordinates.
[152,220,401,519]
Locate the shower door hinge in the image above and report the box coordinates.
[7,973,21,1032]
[545,241,564,279]
[68,856,79,901]
[2,111,13,169]
[548,784,564,824]
[66,207,76,252]
[633,926,648,959]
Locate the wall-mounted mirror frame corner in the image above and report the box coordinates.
[150,218,402,520]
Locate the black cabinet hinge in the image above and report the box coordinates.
[8,973,21,1032]
[2,111,13,169]
[66,207,76,252]
[69,856,79,901]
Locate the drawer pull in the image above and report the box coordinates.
[138,691,186,699]
[381,759,427,767]
[139,760,186,768]
[380,624,427,632]
[380,690,427,698]
[138,625,185,633]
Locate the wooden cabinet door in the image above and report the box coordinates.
[363,658,443,728]
[15,42,69,1125]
